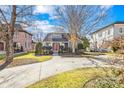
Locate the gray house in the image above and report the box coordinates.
[90,21,124,51]
[43,32,71,52]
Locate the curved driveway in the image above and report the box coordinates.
[0,56,113,88]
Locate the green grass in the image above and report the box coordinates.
[0,54,5,60]
[27,67,116,88]
[14,52,29,57]
[0,52,29,60]
[15,53,52,62]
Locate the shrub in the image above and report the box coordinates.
[78,43,83,50]
[49,50,53,55]
[58,50,63,54]
[112,45,119,52]
[81,37,90,50]
[84,76,122,88]
[93,77,119,88]
[35,42,43,55]
[111,36,124,53]
[42,46,53,55]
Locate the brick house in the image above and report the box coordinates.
[0,25,33,52]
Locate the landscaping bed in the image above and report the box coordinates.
[0,53,52,68]
[27,67,124,88]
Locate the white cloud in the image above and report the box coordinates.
[100,5,113,10]
[49,15,60,20]
[99,5,113,16]
[29,20,61,34]
[33,6,54,16]
[33,6,60,20]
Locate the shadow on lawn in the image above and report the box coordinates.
[60,55,84,58]
[59,52,106,58]
[60,54,103,58]
[60,53,113,64]
[0,61,11,71]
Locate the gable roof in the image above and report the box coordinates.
[18,30,32,36]
[90,21,124,35]
[43,33,69,42]
[15,24,32,36]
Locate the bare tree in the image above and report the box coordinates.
[0,5,34,63]
[55,5,110,53]
[111,36,124,53]
[33,32,43,42]
[32,27,43,42]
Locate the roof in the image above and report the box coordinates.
[15,24,32,36]
[90,21,124,35]
[0,24,32,36]
[43,33,69,42]
[18,30,32,36]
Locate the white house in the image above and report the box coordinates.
[90,22,124,51]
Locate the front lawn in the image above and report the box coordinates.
[0,54,5,60]
[27,67,123,88]
[0,53,52,68]
[15,53,52,62]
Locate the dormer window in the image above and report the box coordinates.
[52,34,62,39]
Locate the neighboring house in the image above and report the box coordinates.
[43,32,71,52]
[0,25,33,52]
[32,41,36,51]
[90,22,124,51]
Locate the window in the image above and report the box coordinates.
[98,32,102,37]
[14,31,18,38]
[91,35,93,39]
[52,34,62,39]
[108,30,111,35]
[46,43,50,46]
[119,28,123,33]
[13,42,17,48]
[25,34,27,38]
[25,42,27,48]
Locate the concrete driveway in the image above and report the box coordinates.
[0,56,113,88]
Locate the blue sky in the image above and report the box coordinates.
[29,5,124,34]
[112,5,124,22]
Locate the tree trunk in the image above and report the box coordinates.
[72,42,75,53]
[5,33,14,63]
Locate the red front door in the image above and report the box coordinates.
[53,43,60,51]
[0,42,4,51]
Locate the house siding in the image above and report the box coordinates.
[90,22,124,51]
[0,30,32,52]
[114,24,124,37]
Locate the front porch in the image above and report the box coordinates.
[43,42,70,53]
